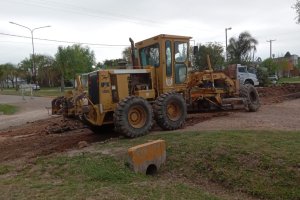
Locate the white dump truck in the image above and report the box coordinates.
[236,64,259,86]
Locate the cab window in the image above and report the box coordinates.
[165,40,172,76]
[174,41,188,84]
[139,43,160,67]
[175,42,188,62]
[175,64,187,84]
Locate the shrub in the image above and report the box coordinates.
[256,67,270,86]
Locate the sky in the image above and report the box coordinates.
[0,0,299,65]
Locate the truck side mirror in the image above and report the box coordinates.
[193,46,198,55]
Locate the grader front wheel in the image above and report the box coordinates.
[114,96,153,138]
[154,92,187,130]
[128,105,147,129]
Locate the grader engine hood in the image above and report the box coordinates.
[84,68,156,127]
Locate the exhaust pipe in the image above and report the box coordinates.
[129,37,138,68]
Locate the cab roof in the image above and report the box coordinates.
[136,34,192,46]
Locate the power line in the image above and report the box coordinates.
[7,0,213,32]
[10,0,166,27]
[0,32,129,47]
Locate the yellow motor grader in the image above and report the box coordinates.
[52,34,260,137]
[52,74,89,117]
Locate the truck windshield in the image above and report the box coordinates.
[238,67,247,73]
[139,43,160,67]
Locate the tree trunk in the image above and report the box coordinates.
[10,79,14,88]
[60,74,65,92]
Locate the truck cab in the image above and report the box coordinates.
[237,64,259,86]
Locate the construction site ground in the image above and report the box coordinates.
[0,83,300,164]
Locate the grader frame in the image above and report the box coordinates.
[52,34,260,137]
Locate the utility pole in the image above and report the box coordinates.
[9,22,51,84]
[267,39,276,59]
[225,27,232,62]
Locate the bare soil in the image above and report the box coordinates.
[0,83,300,164]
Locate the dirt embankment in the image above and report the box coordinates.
[257,83,300,104]
[0,83,300,163]
[0,117,120,163]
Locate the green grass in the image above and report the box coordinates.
[32,87,65,97]
[0,153,217,200]
[278,76,300,83]
[0,104,18,115]
[0,131,299,200]
[0,165,10,175]
[0,87,71,97]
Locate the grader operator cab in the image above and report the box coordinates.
[52,34,260,137]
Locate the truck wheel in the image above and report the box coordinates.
[114,96,153,138]
[240,84,260,112]
[154,92,187,130]
[244,79,254,85]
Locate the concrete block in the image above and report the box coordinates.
[127,140,166,175]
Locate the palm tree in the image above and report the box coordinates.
[293,0,300,24]
[227,31,258,64]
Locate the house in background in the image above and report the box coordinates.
[275,52,299,77]
[290,55,300,76]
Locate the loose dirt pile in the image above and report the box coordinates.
[0,117,120,163]
[1,83,300,163]
[257,83,300,104]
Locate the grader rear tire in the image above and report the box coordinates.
[113,96,153,138]
[240,84,260,112]
[153,92,187,130]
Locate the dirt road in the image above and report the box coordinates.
[0,95,52,130]
[186,98,300,131]
[0,84,300,164]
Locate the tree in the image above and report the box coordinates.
[0,65,4,90]
[193,42,224,71]
[297,59,300,69]
[278,59,293,77]
[18,58,32,83]
[0,63,18,88]
[260,58,279,75]
[55,44,95,91]
[256,67,270,86]
[94,62,103,69]
[122,47,131,64]
[227,31,258,64]
[103,58,125,68]
[19,54,58,87]
[35,55,57,87]
[0,68,3,80]
[293,0,300,24]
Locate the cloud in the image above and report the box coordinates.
[0,0,299,64]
